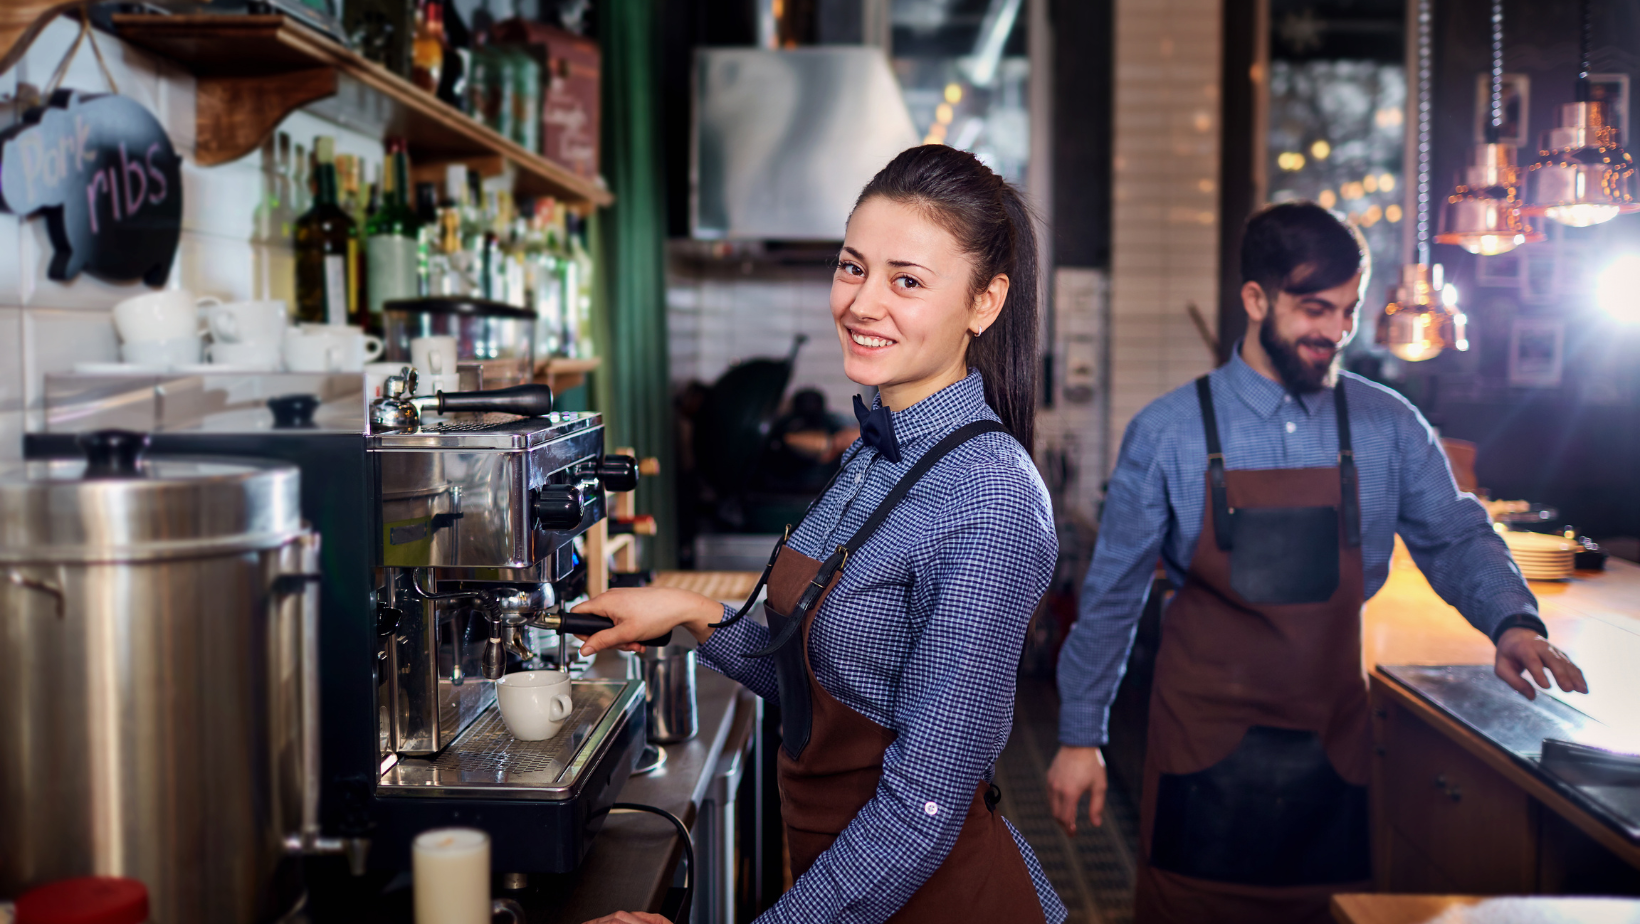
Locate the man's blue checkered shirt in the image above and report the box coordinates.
[698,371,1068,924]
[1057,344,1540,748]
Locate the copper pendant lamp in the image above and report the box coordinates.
[1522,0,1639,227]
[1377,0,1469,363]
[1435,0,1543,255]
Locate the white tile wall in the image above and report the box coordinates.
[0,17,384,459]
[1108,0,1223,473]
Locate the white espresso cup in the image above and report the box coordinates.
[208,340,283,371]
[112,290,217,343]
[495,670,574,741]
[411,828,524,924]
[207,299,288,344]
[286,324,384,372]
[410,335,460,396]
[122,336,202,369]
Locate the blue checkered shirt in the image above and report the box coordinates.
[698,371,1067,924]
[1057,345,1541,747]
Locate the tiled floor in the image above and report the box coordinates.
[996,679,1139,924]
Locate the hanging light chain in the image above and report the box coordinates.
[1489,0,1504,136]
[1577,0,1592,95]
[1416,0,1433,265]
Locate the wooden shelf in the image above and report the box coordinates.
[537,356,601,392]
[111,13,612,210]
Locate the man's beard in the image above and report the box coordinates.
[1259,313,1339,394]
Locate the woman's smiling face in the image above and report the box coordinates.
[831,196,1006,409]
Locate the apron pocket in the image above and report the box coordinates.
[1150,725,1369,886]
[1229,506,1340,604]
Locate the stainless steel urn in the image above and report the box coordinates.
[0,432,319,924]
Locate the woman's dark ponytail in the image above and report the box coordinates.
[854,145,1039,452]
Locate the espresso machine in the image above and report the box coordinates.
[25,368,662,889]
[362,369,665,871]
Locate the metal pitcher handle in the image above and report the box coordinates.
[492,898,526,923]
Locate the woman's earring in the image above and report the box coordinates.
[970,328,985,338]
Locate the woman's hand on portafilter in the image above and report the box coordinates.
[579,912,670,924]
[571,587,723,656]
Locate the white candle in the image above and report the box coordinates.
[413,827,492,924]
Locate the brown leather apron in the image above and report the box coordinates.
[1134,377,1372,924]
[718,421,1046,922]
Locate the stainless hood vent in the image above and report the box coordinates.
[692,47,920,241]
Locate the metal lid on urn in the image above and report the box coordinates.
[0,429,303,563]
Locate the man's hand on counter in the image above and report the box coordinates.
[572,587,724,656]
[579,913,670,924]
[1495,627,1588,701]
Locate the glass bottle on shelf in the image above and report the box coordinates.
[553,203,579,358]
[294,136,359,327]
[527,197,564,358]
[566,211,595,359]
[414,181,440,295]
[365,139,420,332]
[411,0,445,95]
[503,43,541,153]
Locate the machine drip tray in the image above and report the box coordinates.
[379,678,643,800]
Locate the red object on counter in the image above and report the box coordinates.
[15,877,149,924]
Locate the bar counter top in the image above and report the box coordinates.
[1363,541,1640,873]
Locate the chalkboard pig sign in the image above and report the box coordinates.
[0,89,183,286]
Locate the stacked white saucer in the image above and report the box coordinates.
[1503,531,1576,581]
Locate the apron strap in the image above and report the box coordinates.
[744,419,1010,657]
[1335,378,1360,547]
[1195,374,1361,552]
[1195,376,1233,551]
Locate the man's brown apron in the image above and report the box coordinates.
[722,420,1045,922]
[1134,376,1372,924]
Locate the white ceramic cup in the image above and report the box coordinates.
[112,290,217,343]
[207,299,288,344]
[285,324,384,372]
[411,335,459,375]
[122,336,202,369]
[495,670,574,741]
[208,340,283,371]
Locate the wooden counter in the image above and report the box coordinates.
[1364,541,1640,897]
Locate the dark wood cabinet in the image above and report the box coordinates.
[1370,673,1640,897]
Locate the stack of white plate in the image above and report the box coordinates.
[1503,531,1576,581]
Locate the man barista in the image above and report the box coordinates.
[1047,202,1587,924]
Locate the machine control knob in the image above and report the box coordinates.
[593,454,640,493]
[533,485,586,530]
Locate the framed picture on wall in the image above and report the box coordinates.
[1508,318,1565,388]
[1476,251,1525,288]
[1474,73,1530,145]
[1521,246,1560,304]
[1588,74,1630,141]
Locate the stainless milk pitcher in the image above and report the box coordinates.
[642,644,699,743]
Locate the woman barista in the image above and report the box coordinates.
[573,146,1066,924]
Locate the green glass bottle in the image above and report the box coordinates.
[365,139,420,329]
[294,136,358,326]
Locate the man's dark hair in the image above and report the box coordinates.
[1240,201,1368,298]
